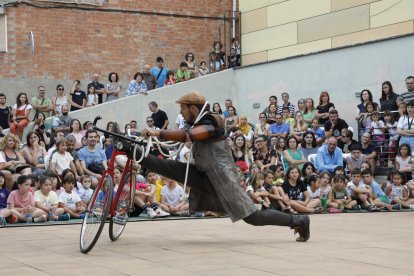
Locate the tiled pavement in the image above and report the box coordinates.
[0,212,413,275]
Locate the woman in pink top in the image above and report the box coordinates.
[7,175,47,223]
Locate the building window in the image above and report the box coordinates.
[0,15,6,53]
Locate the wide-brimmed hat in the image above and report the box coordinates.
[176,91,206,105]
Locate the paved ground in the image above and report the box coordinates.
[1,212,413,276]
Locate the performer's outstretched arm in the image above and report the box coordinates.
[141,125,216,142]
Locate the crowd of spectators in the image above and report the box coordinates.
[0,60,413,225]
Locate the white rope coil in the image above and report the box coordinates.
[129,101,209,201]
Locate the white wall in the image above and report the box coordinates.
[16,35,414,141]
[234,35,414,132]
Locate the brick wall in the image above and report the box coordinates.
[0,0,235,96]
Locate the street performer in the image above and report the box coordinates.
[132,91,310,242]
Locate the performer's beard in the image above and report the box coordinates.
[186,113,197,125]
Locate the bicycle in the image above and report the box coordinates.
[79,116,142,254]
[79,116,183,254]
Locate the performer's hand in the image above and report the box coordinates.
[141,127,160,138]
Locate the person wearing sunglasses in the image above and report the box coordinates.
[52,84,68,116]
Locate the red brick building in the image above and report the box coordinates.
[0,0,237,97]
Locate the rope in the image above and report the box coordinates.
[129,102,209,201]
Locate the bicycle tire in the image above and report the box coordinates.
[80,174,113,254]
[109,173,136,241]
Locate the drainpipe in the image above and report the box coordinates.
[232,0,236,38]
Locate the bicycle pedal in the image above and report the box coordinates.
[113,216,127,225]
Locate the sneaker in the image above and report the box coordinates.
[178,210,190,217]
[7,215,18,224]
[79,213,85,219]
[392,204,401,210]
[146,207,157,219]
[34,215,47,223]
[57,214,70,221]
[194,212,205,217]
[291,215,310,242]
[155,208,170,218]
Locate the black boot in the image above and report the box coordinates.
[290,215,310,242]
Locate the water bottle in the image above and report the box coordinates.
[321,195,328,212]
[26,212,33,224]
[48,205,55,222]
[0,214,5,227]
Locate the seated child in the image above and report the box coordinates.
[58,176,85,219]
[328,174,357,210]
[310,118,325,144]
[129,171,169,219]
[263,170,292,213]
[361,169,393,211]
[385,171,414,209]
[160,178,189,216]
[7,175,47,223]
[0,172,13,223]
[346,144,363,172]
[246,172,270,210]
[319,171,332,197]
[76,175,93,206]
[34,176,68,221]
[346,168,378,211]
[305,175,322,207]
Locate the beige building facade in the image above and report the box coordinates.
[240,0,414,65]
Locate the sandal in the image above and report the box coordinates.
[282,208,291,214]
[328,207,344,213]
[367,205,379,212]
[290,208,298,214]
[314,206,323,214]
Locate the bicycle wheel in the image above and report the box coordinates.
[109,173,136,241]
[80,174,113,254]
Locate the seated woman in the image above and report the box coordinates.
[303,98,319,128]
[236,115,254,143]
[224,106,238,133]
[0,133,32,184]
[21,131,47,176]
[290,111,309,143]
[253,135,277,172]
[10,93,32,140]
[282,166,323,214]
[69,119,83,149]
[32,112,51,149]
[283,136,307,171]
[231,134,252,167]
[254,113,269,138]
[266,103,278,125]
[301,162,316,179]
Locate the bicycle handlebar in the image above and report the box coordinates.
[92,116,144,146]
[93,116,102,127]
